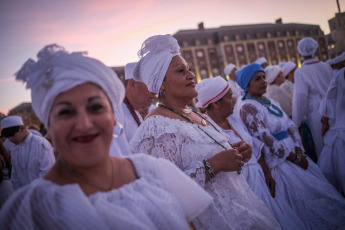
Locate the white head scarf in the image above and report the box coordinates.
[224,63,236,76]
[254,57,268,65]
[15,44,125,128]
[134,34,180,94]
[264,65,282,84]
[278,61,296,77]
[297,37,318,57]
[125,62,138,80]
[195,76,230,108]
[1,116,24,129]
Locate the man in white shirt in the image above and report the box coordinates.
[110,62,156,157]
[1,116,55,190]
[292,37,333,157]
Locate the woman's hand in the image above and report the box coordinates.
[287,152,308,170]
[297,155,308,170]
[257,155,275,197]
[208,149,243,174]
[232,141,252,162]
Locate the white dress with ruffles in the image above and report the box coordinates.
[0,154,212,230]
[223,115,306,230]
[318,67,345,193]
[130,115,281,230]
[235,98,345,230]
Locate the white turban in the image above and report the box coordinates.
[15,44,125,128]
[224,63,236,76]
[125,62,138,80]
[195,76,230,108]
[264,65,282,84]
[278,61,296,77]
[297,37,318,57]
[134,34,180,94]
[1,116,24,129]
[333,52,345,65]
[325,59,334,66]
[254,57,268,65]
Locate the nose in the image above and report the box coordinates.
[75,110,93,131]
[187,70,195,80]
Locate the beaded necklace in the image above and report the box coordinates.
[158,103,234,149]
[244,94,283,117]
[17,135,33,171]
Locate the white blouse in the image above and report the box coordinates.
[0,154,212,230]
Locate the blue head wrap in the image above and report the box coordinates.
[236,63,264,100]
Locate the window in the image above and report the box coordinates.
[196,50,204,58]
[212,68,220,76]
[207,38,213,45]
[195,39,201,46]
[247,43,255,52]
[236,45,243,52]
[278,41,284,48]
[182,40,188,47]
[225,45,232,53]
[267,32,271,38]
[258,43,264,50]
[200,69,208,79]
[224,35,229,41]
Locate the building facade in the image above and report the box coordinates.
[326,12,345,57]
[173,20,328,82]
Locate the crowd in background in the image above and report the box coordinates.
[0,35,344,230]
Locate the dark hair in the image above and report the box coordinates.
[1,126,20,138]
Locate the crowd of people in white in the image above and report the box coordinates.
[0,34,344,230]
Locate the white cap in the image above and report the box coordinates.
[264,65,282,84]
[325,59,335,65]
[254,57,268,65]
[297,37,318,57]
[195,76,230,108]
[125,62,138,80]
[278,61,296,77]
[332,52,345,65]
[1,116,24,129]
[224,63,236,76]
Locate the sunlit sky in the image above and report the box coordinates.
[0,0,344,115]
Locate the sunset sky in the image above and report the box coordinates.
[0,0,344,114]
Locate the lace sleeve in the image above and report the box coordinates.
[131,132,207,187]
[240,103,289,168]
[287,119,303,149]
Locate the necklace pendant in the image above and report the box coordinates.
[201,119,207,126]
[183,107,192,114]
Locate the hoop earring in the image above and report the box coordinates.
[113,123,123,139]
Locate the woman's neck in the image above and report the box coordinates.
[248,93,265,100]
[160,98,191,112]
[207,109,231,130]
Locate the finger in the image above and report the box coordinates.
[232,141,242,147]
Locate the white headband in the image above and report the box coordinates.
[196,76,230,108]
[224,63,236,76]
[125,62,138,80]
[254,57,268,65]
[134,34,180,94]
[278,61,296,77]
[15,44,125,128]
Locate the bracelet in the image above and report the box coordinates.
[203,160,216,180]
[293,154,302,164]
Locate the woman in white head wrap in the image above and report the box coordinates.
[264,65,292,117]
[279,61,296,100]
[0,44,212,230]
[196,76,306,230]
[130,35,281,230]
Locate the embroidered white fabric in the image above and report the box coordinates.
[265,84,292,117]
[130,115,281,230]
[0,154,212,230]
[234,99,302,169]
[235,98,345,229]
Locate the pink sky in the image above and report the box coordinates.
[0,0,343,115]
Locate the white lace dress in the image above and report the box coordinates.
[0,154,212,230]
[235,98,345,230]
[130,115,281,230]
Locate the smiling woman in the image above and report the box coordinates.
[0,44,212,230]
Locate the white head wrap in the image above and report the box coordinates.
[332,52,345,65]
[254,57,268,65]
[195,76,230,108]
[264,65,282,84]
[134,34,180,94]
[15,44,125,128]
[278,61,296,77]
[297,37,318,57]
[224,63,236,76]
[1,116,24,129]
[125,62,138,80]
[325,58,335,65]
